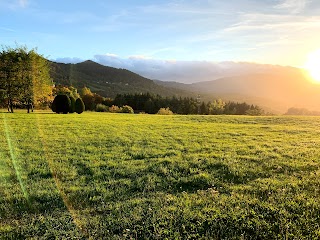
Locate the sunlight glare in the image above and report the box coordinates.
[305,49,320,83]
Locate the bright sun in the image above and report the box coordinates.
[305,49,320,83]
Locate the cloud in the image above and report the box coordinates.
[274,0,309,14]
[88,54,290,83]
[1,0,30,9]
[219,10,320,55]
[53,57,84,64]
[18,0,28,8]
[0,27,15,32]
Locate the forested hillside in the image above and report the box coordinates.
[50,60,193,98]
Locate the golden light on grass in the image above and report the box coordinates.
[304,49,320,83]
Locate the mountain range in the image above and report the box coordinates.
[50,60,320,114]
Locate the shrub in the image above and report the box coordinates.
[96,103,108,112]
[75,98,85,114]
[157,107,173,115]
[69,96,76,113]
[52,95,71,114]
[109,105,120,113]
[120,105,134,114]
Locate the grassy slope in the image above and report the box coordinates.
[1,112,320,239]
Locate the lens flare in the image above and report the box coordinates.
[3,113,29,202]
[305,49,320,83]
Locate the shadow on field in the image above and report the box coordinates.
[117,160,269,195]
[206,162,265,184]
[27,170,53,179]
[0,194,67,218]
[74,162,94,183]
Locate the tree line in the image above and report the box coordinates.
[60,86,264,115]
[74,91,262,115]
[111,93,264,115]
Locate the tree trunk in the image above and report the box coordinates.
[8,99,13,113]
[7,98,13,113]
[27,102,33,113]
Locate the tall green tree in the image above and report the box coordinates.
[0,47,22,112]
[0,45,52,113]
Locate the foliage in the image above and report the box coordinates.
[285,107,320,116]
[208,99,225,114]
[120,105,134,114]
[52,95,71,114]
[109,105,120,113]
[102,97,113,107]
[1,113,320,239]
[0,45,52,113]
[96,103,108,112]
[80,87,104,111]
[157,107,173,115]
[80,86,93,97]
[75,98,85,114]
[53,85,80,99]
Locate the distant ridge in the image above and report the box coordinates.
[49,60,193,98]
[154,69,320,113]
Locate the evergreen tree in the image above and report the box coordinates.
[75,98,85,114]
[52,95,71,114]
[69,96,76,113]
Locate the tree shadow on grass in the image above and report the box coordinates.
[143,160,269,194]
[207,162,267,184]
[0,194,67,218]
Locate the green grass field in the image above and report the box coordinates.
[1,111,320,239]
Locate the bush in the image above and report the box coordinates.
[75,98,85,114]
[69,96,76,113]
[157,107,173,115]
[109,105,120,113]
[120,105,134,114]
[52,95,71,114]
[96,103,108,112]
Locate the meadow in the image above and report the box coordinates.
[1,111,320,239]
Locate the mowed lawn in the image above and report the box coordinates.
[1,111,320,239]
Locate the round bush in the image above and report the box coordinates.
[121,105,134,114]
[96,103,108,112]
[52,95,71,114]
[157,107,173,115]
[69,96,76,113]
[75,98,85,114]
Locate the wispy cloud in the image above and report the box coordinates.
[219,10,320,54]
[274,0,310,14]
[0,27,15,32]
[88,54,292,83]
[1,0,30,9]
[18,0,28,8]
[53,57,83,64]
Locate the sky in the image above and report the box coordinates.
[1,0,320,82]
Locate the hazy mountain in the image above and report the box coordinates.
[154,68,320,113]
[49,60,193,98]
